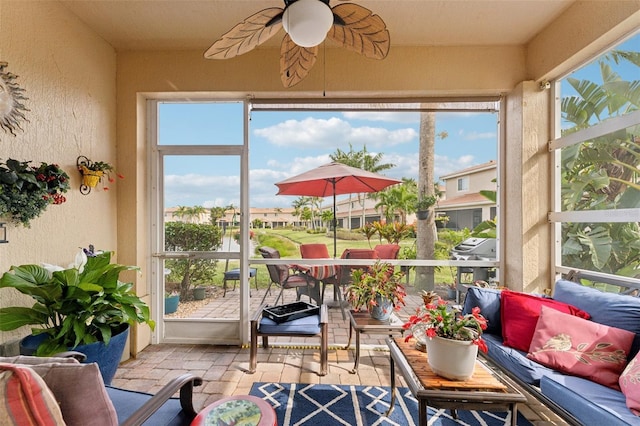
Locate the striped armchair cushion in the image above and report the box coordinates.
[0,363,66,425]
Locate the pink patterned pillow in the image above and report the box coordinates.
[527,306,634,390]
[620,351,640,415]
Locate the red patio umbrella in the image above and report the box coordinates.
[275,162,401,257]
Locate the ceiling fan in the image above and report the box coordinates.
[203,0,390,88]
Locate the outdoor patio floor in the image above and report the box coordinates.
[112,284,570,425]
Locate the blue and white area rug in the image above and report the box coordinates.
[249,382,533,426]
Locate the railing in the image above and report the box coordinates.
[556,266,640,295]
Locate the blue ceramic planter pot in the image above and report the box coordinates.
[165,294,180,313]
[369,296,393,321]
[20,324,129,385]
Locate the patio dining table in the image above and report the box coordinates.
[291,263,339,305]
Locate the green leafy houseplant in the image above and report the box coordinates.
[0,246,155,356]
[0,158,70,227]
[346,261,406,313]
[414,194,438,211]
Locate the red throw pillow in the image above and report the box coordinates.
[528,306,634,390]
[620,350,640,414]
[500,289,590,352]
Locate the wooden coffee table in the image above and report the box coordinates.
[345,309,405,373]
[386,337,526,426]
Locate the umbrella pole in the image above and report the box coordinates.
[332,182,337,258]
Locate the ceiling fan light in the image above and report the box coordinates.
[282,0,334,48]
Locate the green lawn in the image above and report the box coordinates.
[208,227,456,288]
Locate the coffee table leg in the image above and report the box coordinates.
[511,403,518,426]
[350,330,360,374]
[385,353,396,416]
[419,400,427,426]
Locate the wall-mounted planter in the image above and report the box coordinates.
[76,155,119,194]
[80,165,103,188]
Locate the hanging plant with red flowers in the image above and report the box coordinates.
[0,158,69,227]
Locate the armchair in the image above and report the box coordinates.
[300,243,331,259]
[0,353,202,426]
[373,244,401,259]
[258,246,315,305]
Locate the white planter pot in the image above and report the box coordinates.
[425,335,478,381]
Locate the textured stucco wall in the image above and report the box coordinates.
[0,1,117,348]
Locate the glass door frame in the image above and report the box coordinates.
[148,99,251,345]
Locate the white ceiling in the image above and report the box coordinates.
[59,0,576,52]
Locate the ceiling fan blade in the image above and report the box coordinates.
[280,34,318,88]
[327,3,390,60]
[204,8,283,59]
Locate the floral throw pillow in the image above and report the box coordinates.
[528,306,634,390]
[619,351,640,415]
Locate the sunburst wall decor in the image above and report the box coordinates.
[0,61,29,137]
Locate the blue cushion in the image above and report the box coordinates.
[482,334,555,385]
[462,286,502,335]
[541,374,640,425]
[553,279,640,357]
[106,386,191,426]
[259,314,321,335]
[224,268,257,279]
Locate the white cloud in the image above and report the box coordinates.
[461,131,496,141]
[342,111,419,123]
[164,173,240,208]
[253,117,417,149]
[381,152,476,183]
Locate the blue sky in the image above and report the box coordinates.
[160,32,638,210]
[160,107,498,209]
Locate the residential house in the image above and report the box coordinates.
[437,160,497,231]
[332,161,498,231]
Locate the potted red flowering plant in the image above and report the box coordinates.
[346,261,406,321]
[403,296,488,380]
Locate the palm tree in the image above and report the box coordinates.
[330,143,363,229]
[330,143,395,229]
[321,209,334,229]
[188,205,207,223]
[173,205,190,222]
[415,112,437,291]
[292,197,307,226]
[373,188,397,222]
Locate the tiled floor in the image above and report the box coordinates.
[113,285,570,425]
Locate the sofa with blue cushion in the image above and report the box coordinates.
[462,279,640,425]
